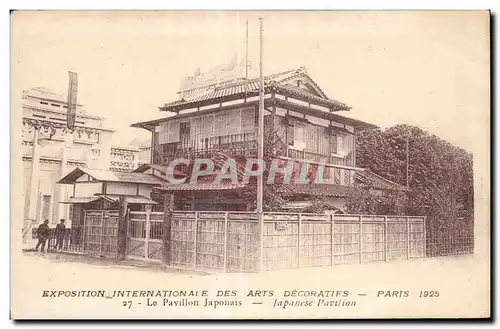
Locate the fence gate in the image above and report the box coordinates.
[83,210,119,259]
[126,211,164,262]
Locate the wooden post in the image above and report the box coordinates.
[359,216,363,263]
[423,216,427,258]
[145,205,152,259]
[384,216,388,261]
[163,193,174,265]
[407,216,411,260]
[298,213,302,268]
[259,212,265,272]
[193,212,198,269]
[117,196,128,260]
[331,214,335,266]
[223,212,229,272]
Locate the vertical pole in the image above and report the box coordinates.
[331,214,335,266]
[407,216,411,259]
[223,212,229,272]
[117,196,128,260]
[193,211,198,269]
[259,212,264,272]
[257,17,265,273]
[359,216,363,263]
[384,216,388,261]
[406,135,410,188]
[163,193,174,265]
[423,216,427,258]
[244,19,249,96]
[256,17,264,213]
[99,211,105,258]
[298,213,302,268]
[144,206,151,259]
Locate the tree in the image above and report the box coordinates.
[353,124,474,242]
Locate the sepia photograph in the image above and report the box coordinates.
[9,10,490,319]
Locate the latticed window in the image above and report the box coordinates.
[214,110,241,136]
[241,108,255,133]
[331,134,338,154]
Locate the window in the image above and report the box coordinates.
[158,120,181,144]
[287,120,305,148]
[330,134,338,154]
[40,101,48,105]
[241,108,255,133]
[287,122,294,146]
[41,195,52,222]
[214,110,241,136]
[50,103,61,108]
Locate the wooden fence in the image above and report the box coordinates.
[123,211,425,273]
[32,211,475,269]
[261,213,426,271]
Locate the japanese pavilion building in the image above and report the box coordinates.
[132,60,404,212]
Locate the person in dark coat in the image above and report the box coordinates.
[55,219,66,250]
[35,220,50,252]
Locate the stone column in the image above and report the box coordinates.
[24,128,40,242]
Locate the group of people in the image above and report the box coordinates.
[34,219,66,253]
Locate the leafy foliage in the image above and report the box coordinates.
[352,124,474,234]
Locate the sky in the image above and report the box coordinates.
[11,11,489,152]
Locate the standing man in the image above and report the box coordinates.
[55,219,66,250]
[35,219,50,253]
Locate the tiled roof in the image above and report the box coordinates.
[61,195,158,205]
[160,67,350,112]
[157,182,244,192]
[105,195,158,205]
[280,184,355,197]
[60,196,101,204]
[134,163,167,175]
[355,170,407,191]
[57,167,165,185]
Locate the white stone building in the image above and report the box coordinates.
[21,87,140,235]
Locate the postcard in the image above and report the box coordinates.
[10,10,490,319]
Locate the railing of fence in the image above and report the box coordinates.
[127,211,164,261]
[261,213,425,271]
[124,211,426,273]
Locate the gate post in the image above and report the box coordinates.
[162,193,174,265]
[117,196,128,260]
[145,205,152,259]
